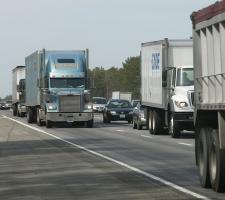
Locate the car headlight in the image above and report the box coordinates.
[47,104,57,110]
[175,101,188,108]
[110,111,117,115]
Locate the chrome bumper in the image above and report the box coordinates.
[46,112,93,122]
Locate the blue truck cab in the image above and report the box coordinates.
[25,49,93,128]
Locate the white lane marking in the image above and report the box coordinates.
[116,130,124,132]
[178,142,193,147]
[3,115,209,200]
[141,135,152,139]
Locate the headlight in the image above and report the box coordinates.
[129,111,133,114]
[47,104,57,110]
[84,103,92,110]
[175,101,188,108]
[110,111,117,115]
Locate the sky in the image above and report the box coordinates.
[0,0,216,98]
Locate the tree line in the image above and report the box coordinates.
[89,56,141,100]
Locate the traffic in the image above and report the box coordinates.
[0,1,225,199]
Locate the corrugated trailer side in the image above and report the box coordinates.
[25,51,41,106]
[191,0,225,192]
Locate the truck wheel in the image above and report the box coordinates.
[169,115,180,138]
[198,128,211,188]
[27,109,33,123]
[133,120,137,129]
[87,120,93,128]
[103,117,107,123]
[17,110,21,117]
[150,111,162,135]
[37,109,43,126]
[137,121,142,130]
[148,110,152,134]
[209,129,225,192]
[46,120,52,128]
[13,106,17,116]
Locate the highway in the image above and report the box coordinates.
[0,110,224,200]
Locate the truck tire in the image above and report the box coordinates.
[103,117,107,123]
[87,119,93,128]
[27,109,33,123]
[198,128,211,188]
[37,109,44,126]
[169,115,181,138]
[209,129,225,192]
[46,119,52,128]
[137,120,142,130]
[13,106,17,116]
[148,110,152,134]
[133,120,137,129]
[17,110,21,117]
[21,112,25,118]
[150,110,162,135]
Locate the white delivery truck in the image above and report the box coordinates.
[191,1,225,192]
[141,39,194,138]
[112,91,132,102]
[12,66,26,117]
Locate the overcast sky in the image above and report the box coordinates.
[0,0,215,98]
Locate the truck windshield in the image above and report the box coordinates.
[176,68,193,86]
[50,78,85,89]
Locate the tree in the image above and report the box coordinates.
[89,55,141,100]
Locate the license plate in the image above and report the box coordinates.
[120,114,125,118]
[67,116,74,122]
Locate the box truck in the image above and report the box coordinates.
[141,39,194,138]
[112,91,132,102]
[191,0,225,192]
[12,66,26,117]
[25,49,93,128]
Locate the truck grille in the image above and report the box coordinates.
[59,95,81,112]
[188,91,194,107]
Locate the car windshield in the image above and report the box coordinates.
[176,68,194,86]
[50,78,85,89]
[93,98,107,104]
[108,101,132,109]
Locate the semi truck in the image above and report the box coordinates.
[112,91,132,102]
[191,0,225,192]
[141,39,194,138]
[25,49,93,128]
[12,66,26,117]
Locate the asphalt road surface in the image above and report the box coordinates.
[0,110,224,200]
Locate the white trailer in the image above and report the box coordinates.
[112,91,132,102]
[141,39,194,138]
[12,66,26,117]
[191,1,225,192]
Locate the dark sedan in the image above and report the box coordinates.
[103,99,133,123]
